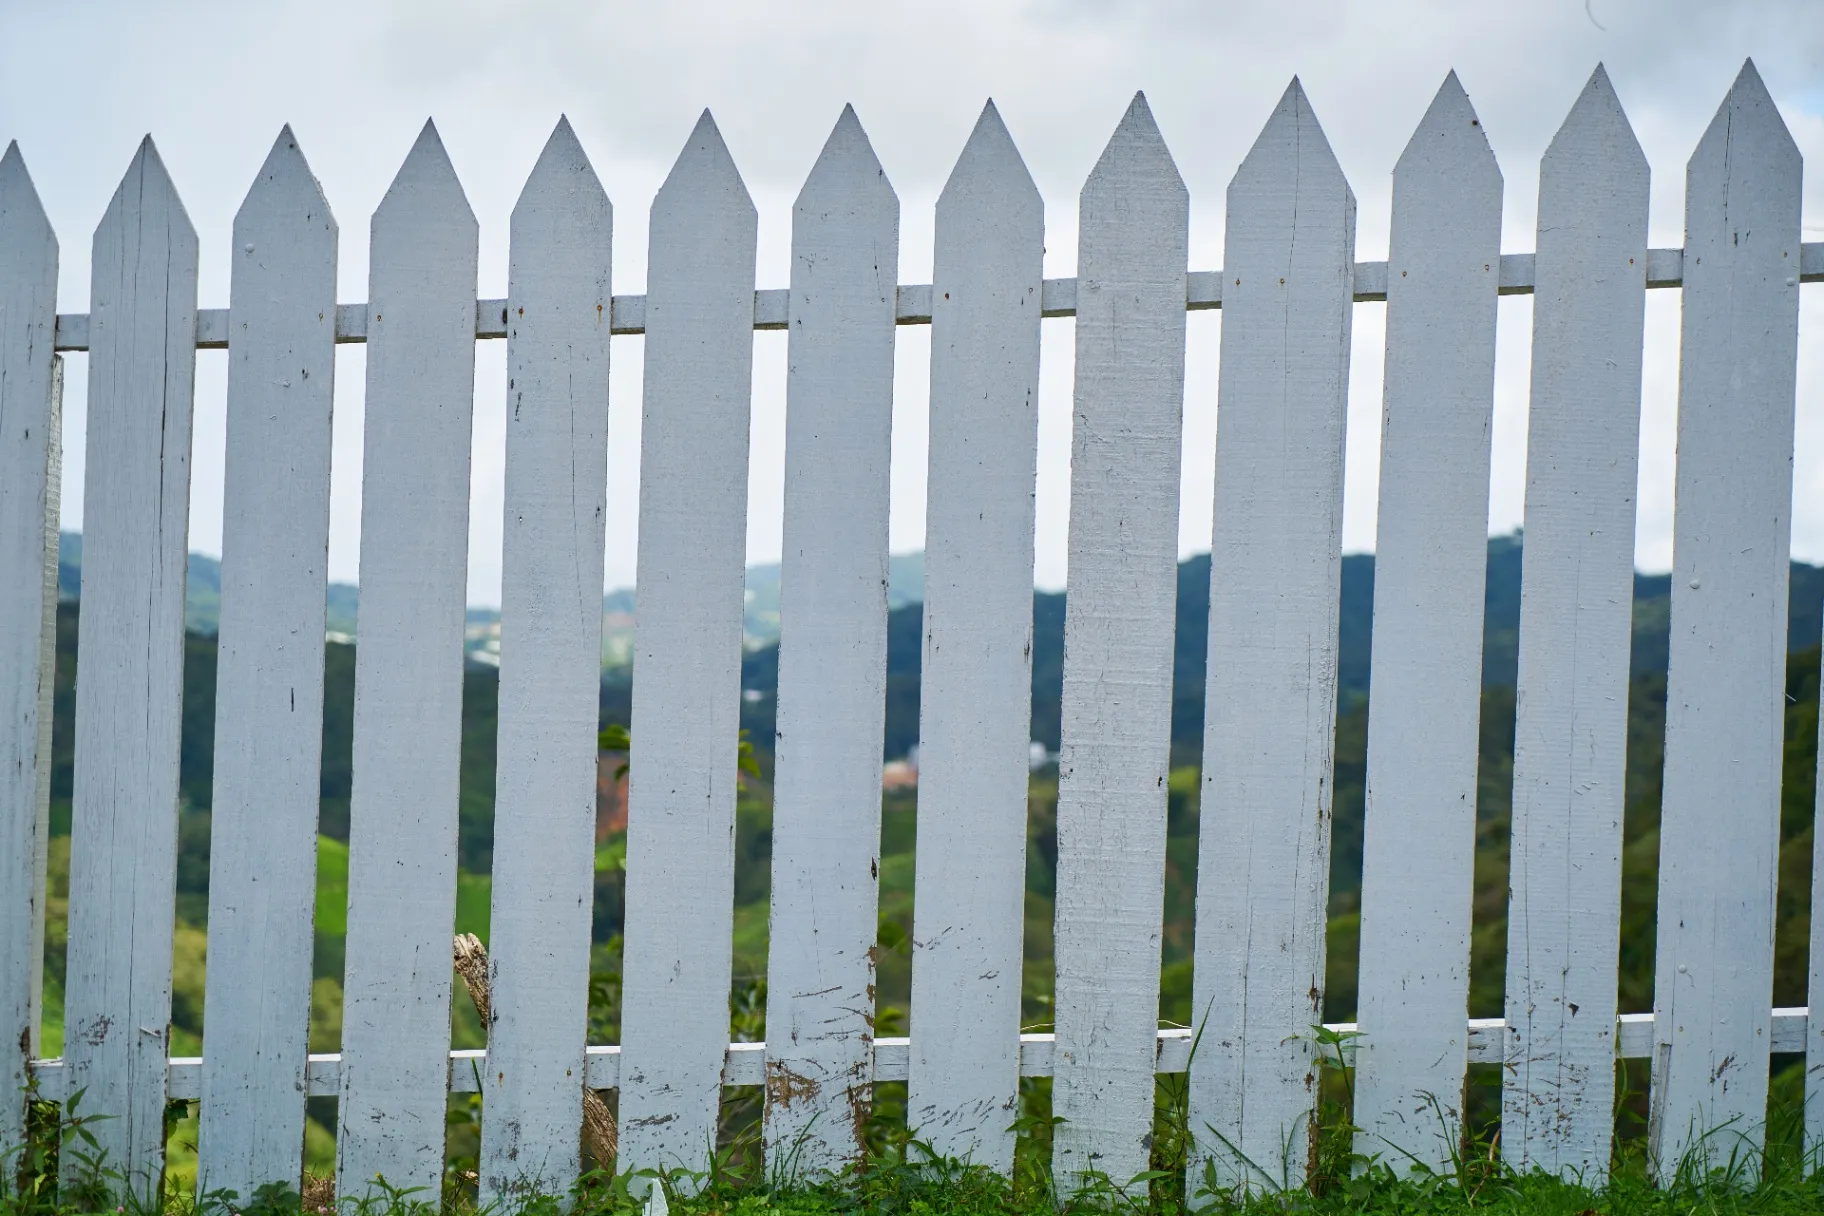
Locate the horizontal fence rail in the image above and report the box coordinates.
[43,243,1824,351]
[26,1010,1815,1102]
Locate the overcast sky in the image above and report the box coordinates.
[4,0,1821,602]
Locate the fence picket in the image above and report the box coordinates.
[905,101,1043,1172]
[479,118,613,1201]
[1352,74,1501,1173]
[763,106,899,1177]
[618,112,757,1180]
[336,123,479,1198]
[1051,93,1187,1192]
[196,128,339,1200]
[1188,79,1354,1192]
[0,143,59,1180]
[1650,61,1801,1177]
[61,139,198,1197]
[1499,68,1647,1182]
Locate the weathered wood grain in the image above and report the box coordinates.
[763,106,899,1179]
[1352,73,1502,1174]
[0,142,59,1184]
[1651,60,1801,1178]
[61,138,199,1198]
[1051,93,1188,1194]
[479,118,613,1203]
[905,101,1043,1172]
[1500,68,1648,1183]
[336,122,479,1199]
[1188,79,1355,1193]
[196,128,339,1201]
[618,111,757,1182]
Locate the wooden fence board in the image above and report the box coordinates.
[1499,68,1648,1182]
[1188,79,1354,1193]
[905,101,1043,1172]
[1352,73,1502,1173]
[61,139,198,1197]
[617,112,758,1181]
[763,107,899,1178]
[0,142,59,1184]
[478,118,613,1202]
[196,128,339,1200]
[1051,93,1188,1194]
[336,122,479,1198]
[1651,61,1801,1177]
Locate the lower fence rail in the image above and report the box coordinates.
[23,1009,1810,1103]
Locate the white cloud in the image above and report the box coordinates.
[4,0,1820,599]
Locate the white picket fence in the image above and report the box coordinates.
[2,58,1821,1204]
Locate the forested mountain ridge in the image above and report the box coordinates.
[45,533,1822,880]
[729,533,1824,763]
[52,535,928,658]
[36,533,1823,1163]
[58,530,1823,731]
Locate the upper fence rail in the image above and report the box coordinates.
[42,244,1824,350]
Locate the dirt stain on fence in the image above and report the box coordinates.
[765,1060,819,1109]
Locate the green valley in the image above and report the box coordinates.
[31,534,1824,1173]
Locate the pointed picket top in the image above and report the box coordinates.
[1083,90,1186,212]
[1690,58,1799,179]
[654,110,755,221]
[99,136,196,248]
[375,120,475,231]
[938,100,1039,211]
[1232,76,1350,199]
[0,142,55,249]
[796,104,896,213]
[1395,72,1500,191]
[1544,65,1645,171]
[0,140,56,310]
[236,126,335,239]
[513,115,610,225]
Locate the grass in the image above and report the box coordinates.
[11,1040,1824,1216]
[10,1136,1824,1216]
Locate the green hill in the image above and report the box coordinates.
[35,533,1823,1164]
[56,529,1823,702]
[52,534,928,665]
[56,532,360,639]
[728,534,1824,764]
